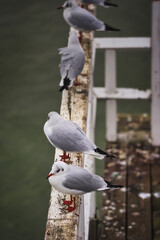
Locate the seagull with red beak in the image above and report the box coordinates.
[47,161,123,212]
[47,161,123,195]
[58,0,120,32]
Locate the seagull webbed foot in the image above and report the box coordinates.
[63,195,76,212]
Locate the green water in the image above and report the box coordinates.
[0,0,151,239]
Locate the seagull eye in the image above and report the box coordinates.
[56,169,60,173]
[62,168,64,171]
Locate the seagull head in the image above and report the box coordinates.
[47,161,69,179]
[47,111,61,122]
[43,112,61,135]
[58,0,77,10]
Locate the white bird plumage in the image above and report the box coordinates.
[58,0,120,32]
[47,161,123,195]
[43,111,116,159]
[58,29,85,91]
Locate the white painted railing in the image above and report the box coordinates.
[151,0,160,146]
[91,0,160,145]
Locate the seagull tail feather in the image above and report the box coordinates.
[94,147,116,159]
[104,1,118,7]
[105,181,123,189]
[59,77,71,92]
[105,23,120,32]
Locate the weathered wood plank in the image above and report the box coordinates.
[88,218,99,240]
[127,143,152,240]
[151,147,160,240]
[100,143,126,240]
[100,115,160,240]
[93,87,151,100]
[44,14,94,240]
[93,37,151,49]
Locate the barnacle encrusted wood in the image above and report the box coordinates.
[44,4,95,240]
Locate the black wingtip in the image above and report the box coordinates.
[59,86,67,92]
[106,181,123,189]
[59,77,71,92]
[95,147,116,159]
[106,153,116,159]
[104,1,118,7]
[105,23,121,32]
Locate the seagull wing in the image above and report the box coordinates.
[59,46,85,81]
[58,47,73,80]
[68,8,103,31]
[58,47,73,61]
[63,166,105,193]
[48,120,95,152]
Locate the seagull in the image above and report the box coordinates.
[44,111,116,160]
[47,161,122,212]
[58,0,120,32]
[47,161,123,195]
[78,0,118,8]
[58,30,85,92]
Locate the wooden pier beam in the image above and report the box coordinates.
[44,5,95,240]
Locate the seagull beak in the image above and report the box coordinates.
[57,6,64,10]
[47,173,54,179]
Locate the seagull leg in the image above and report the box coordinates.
[74,77,82,87]
[66,199,76,212]
[64,195,76,212]
[59,151,70,162]
[78,31,83,43]
[63,195,73,206]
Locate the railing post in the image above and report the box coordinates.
[105,50,117,142]
[82,56,97,240]
[151,0,160,146]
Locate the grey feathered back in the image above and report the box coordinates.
[63,165,106,192]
